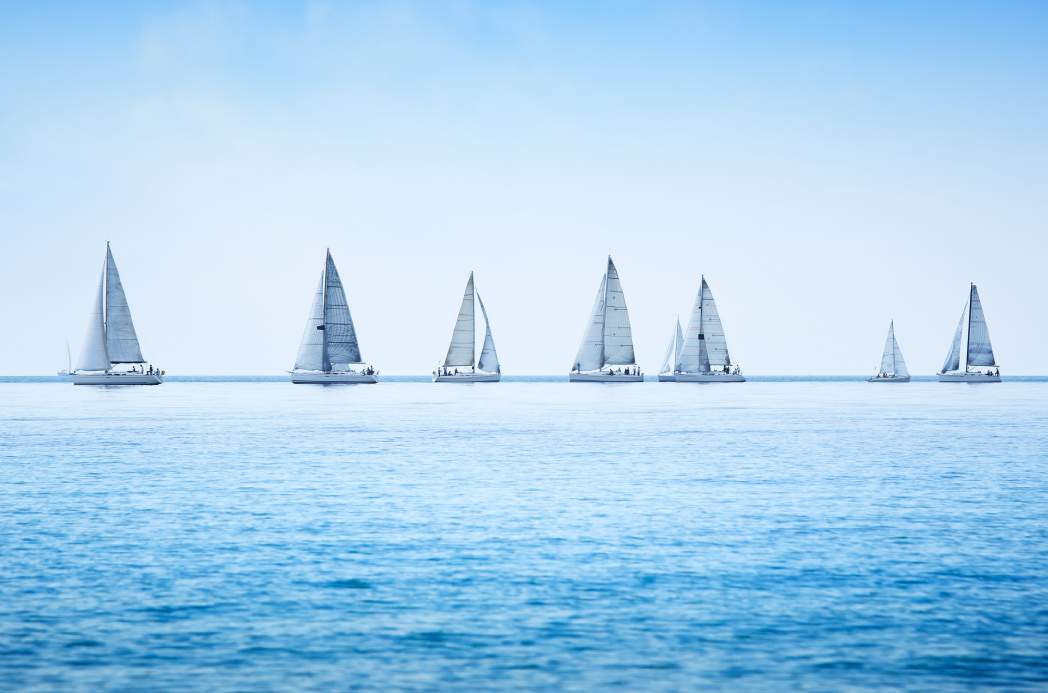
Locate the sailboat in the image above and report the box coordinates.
[868,321,910,382]
[290,249,377,384]
[57,341,72,377]
[657,319,684,382]
[674,276,744,382]
[433,272,500,382]
[569,256,643,382]
[938,283,1000,382]
[72,243,162,385]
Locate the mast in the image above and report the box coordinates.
[890,321,896,375]
[698,275,705,372]
[102,243,109,371]
[321,249,330,372]
[600,256,609,369]
[963,282,973,372]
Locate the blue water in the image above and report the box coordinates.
[2,380,1047,690]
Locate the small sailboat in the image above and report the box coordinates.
[674,276,744,382]
[72,243,162,385]
[868,321,910,382]
[57,341,72,377]
[433,272,501,382]
[938,283,1001,382]
[657,319,684,382]
[290,249,377,384]
[569,256,643,382]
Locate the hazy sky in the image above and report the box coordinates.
[2,1,1046,374]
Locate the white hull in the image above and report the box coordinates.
[290,372,378,384]
[73,373,162,385]
[433,372,500,383]
[657,373,676,382]
[938,372,1000,383]
[868,375,910,383]
[569,372,644,382]
[674,373,746,383]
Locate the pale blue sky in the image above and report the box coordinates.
[2,1,1046,374]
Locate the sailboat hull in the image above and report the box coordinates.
[433,372,500,383]
[290,372,378,384]
[937,372,1000,383]
[569,372,643,382]
[674,373,746,383]
[73,373,162,385]
[657,373,676,382]
[868,375,910,383]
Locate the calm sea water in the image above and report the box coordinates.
[2,378,1047,690]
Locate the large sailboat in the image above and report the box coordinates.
[657,319,684,382]
[569,256,642,382]
[72,243,162,385]
[434,272,500,383]
[938,283,1000,382]
[673,276,744,382]
[290,250,377,384]
[868,321,910,382]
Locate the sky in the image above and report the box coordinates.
[1,1,1046,374]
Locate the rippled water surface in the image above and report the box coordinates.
[2,379,1047,690]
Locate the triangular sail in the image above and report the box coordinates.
[104,245,144,363]
[675,320,684,368]
[444,273,476,367]
[76,261,109,372]
[966,284,995,367]
[573,274,607,371]
[323,253,362,367]
[602,257,635,365]
[879,321,908,377]
[941,303,967,373]
[679,276,731,373]
[294,270,326,372]
[476,291,499,373]
[659,319,684,374]
[699,278,730,368]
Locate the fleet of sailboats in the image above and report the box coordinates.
[569,256,643,382]
[289,250,377,384]
[938,283,1001,383]
[72,243,162,385]
[868,321,910,382]
[61,247,1012,383]
[434,272,501,382]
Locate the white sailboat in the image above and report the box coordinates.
[290,249,377,384]
[57,341,72,377]
[938,283,1000,382]
[569,256,643,382]
[433,272,500,382]
[868,321,910,382]
[657,319,684,382]
[72,243,162,385]
[674,276,744,382]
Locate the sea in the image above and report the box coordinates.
[2,376,1047,690]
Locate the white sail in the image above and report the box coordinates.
[659,319,684,374]
[941,303,966,373]
[294,269,326,372]
[879,321,909,377]
[602,257,635,365]
[679,276,732,373]
[323,252,362,367]
[103,244,144,363]
[966,284,995,367]
[444,273,476,367]
[573,274,607,371]
[76,261,109,372]
[476,291,499,373]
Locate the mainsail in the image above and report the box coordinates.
[294,250,363,372]
[678,276,732,373]
[76,243,146,372]
[572,257,637,371]
[879,321,909,377]
[476,291,499,373]
[444,273,476,367]
[966,284,995,367]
